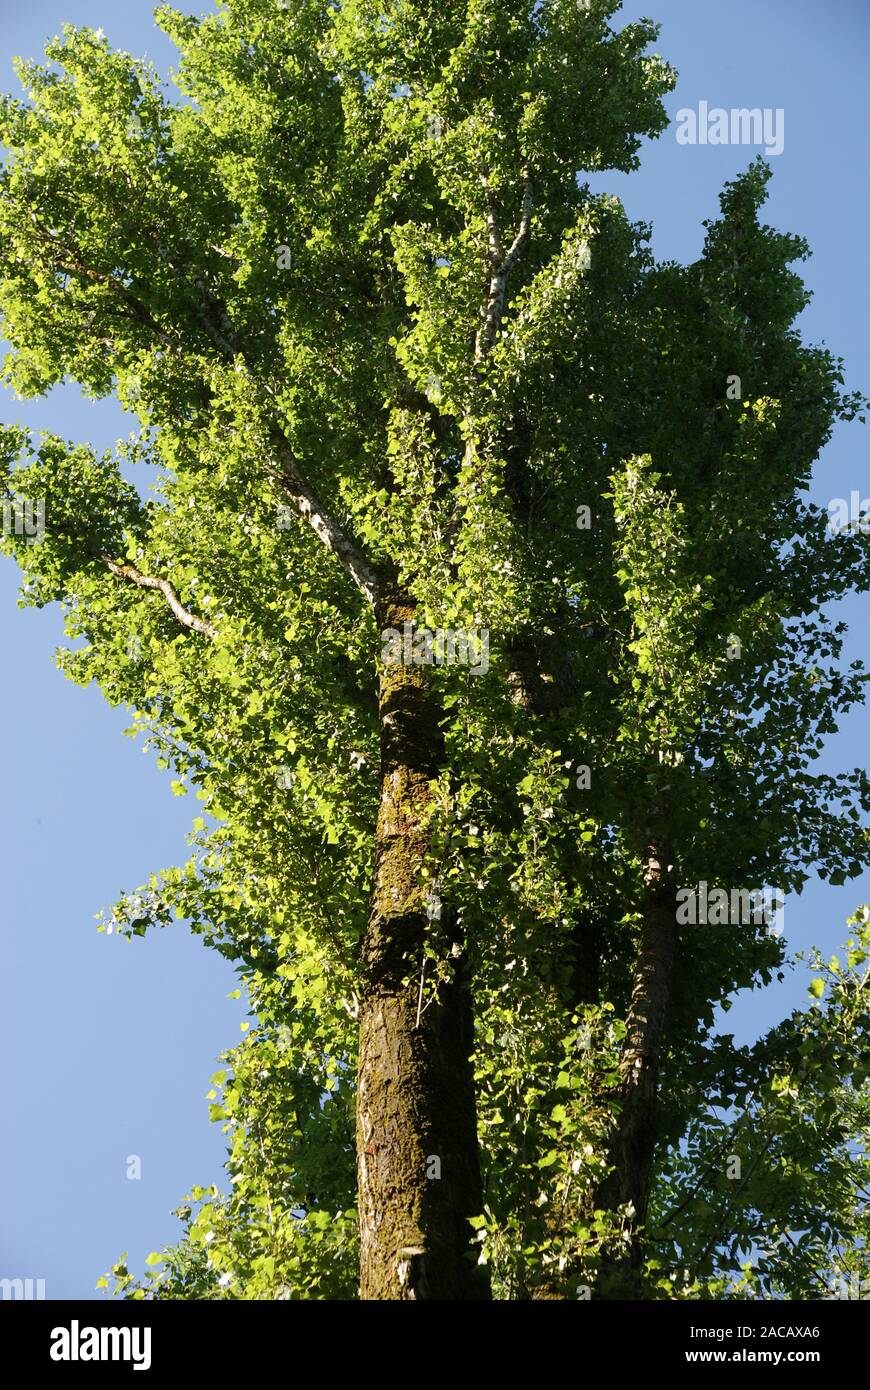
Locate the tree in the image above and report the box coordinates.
[2,0,868,1300]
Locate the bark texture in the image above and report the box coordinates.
[356,592,489,1300]
[596,829,677,1293]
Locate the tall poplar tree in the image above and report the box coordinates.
[2,0,868,1299]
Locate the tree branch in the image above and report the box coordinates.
[28,215,178,352]
[22,204,384,610]
[474,171,533,364]
[3,465,216,638]
[596,825,677,1230]
[137,243,383,606]
[101,555,218,638]
[480,172,504,269]
[263,430,381,608]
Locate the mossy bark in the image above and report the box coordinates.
[356,593,489,1300]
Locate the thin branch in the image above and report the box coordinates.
[145,249,382,606]
[3,476,215,639]
[102,556,217,638]
[688,1133,776,1283]
[22,202,383,610]
[654,1103,756,1234]
[28,215,177,352]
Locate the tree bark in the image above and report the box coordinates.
[355,591,490,1300]
[596,828,677,1294]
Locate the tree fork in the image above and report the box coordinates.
[355,591,489,1300]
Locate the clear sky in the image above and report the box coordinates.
[1,0,868,1300]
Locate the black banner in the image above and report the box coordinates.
[0,1297,864,1374]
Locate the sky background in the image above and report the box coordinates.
[1,0,868,1299]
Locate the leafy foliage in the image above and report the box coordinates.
[1,0,868,1298]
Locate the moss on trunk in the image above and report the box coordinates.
[356,592,489,1300]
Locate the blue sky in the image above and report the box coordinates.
[1,0,868,1299]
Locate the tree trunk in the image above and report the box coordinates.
[596,829,677,1295]
[355,591,489,1300]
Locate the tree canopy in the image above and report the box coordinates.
[2,0,869,1300]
